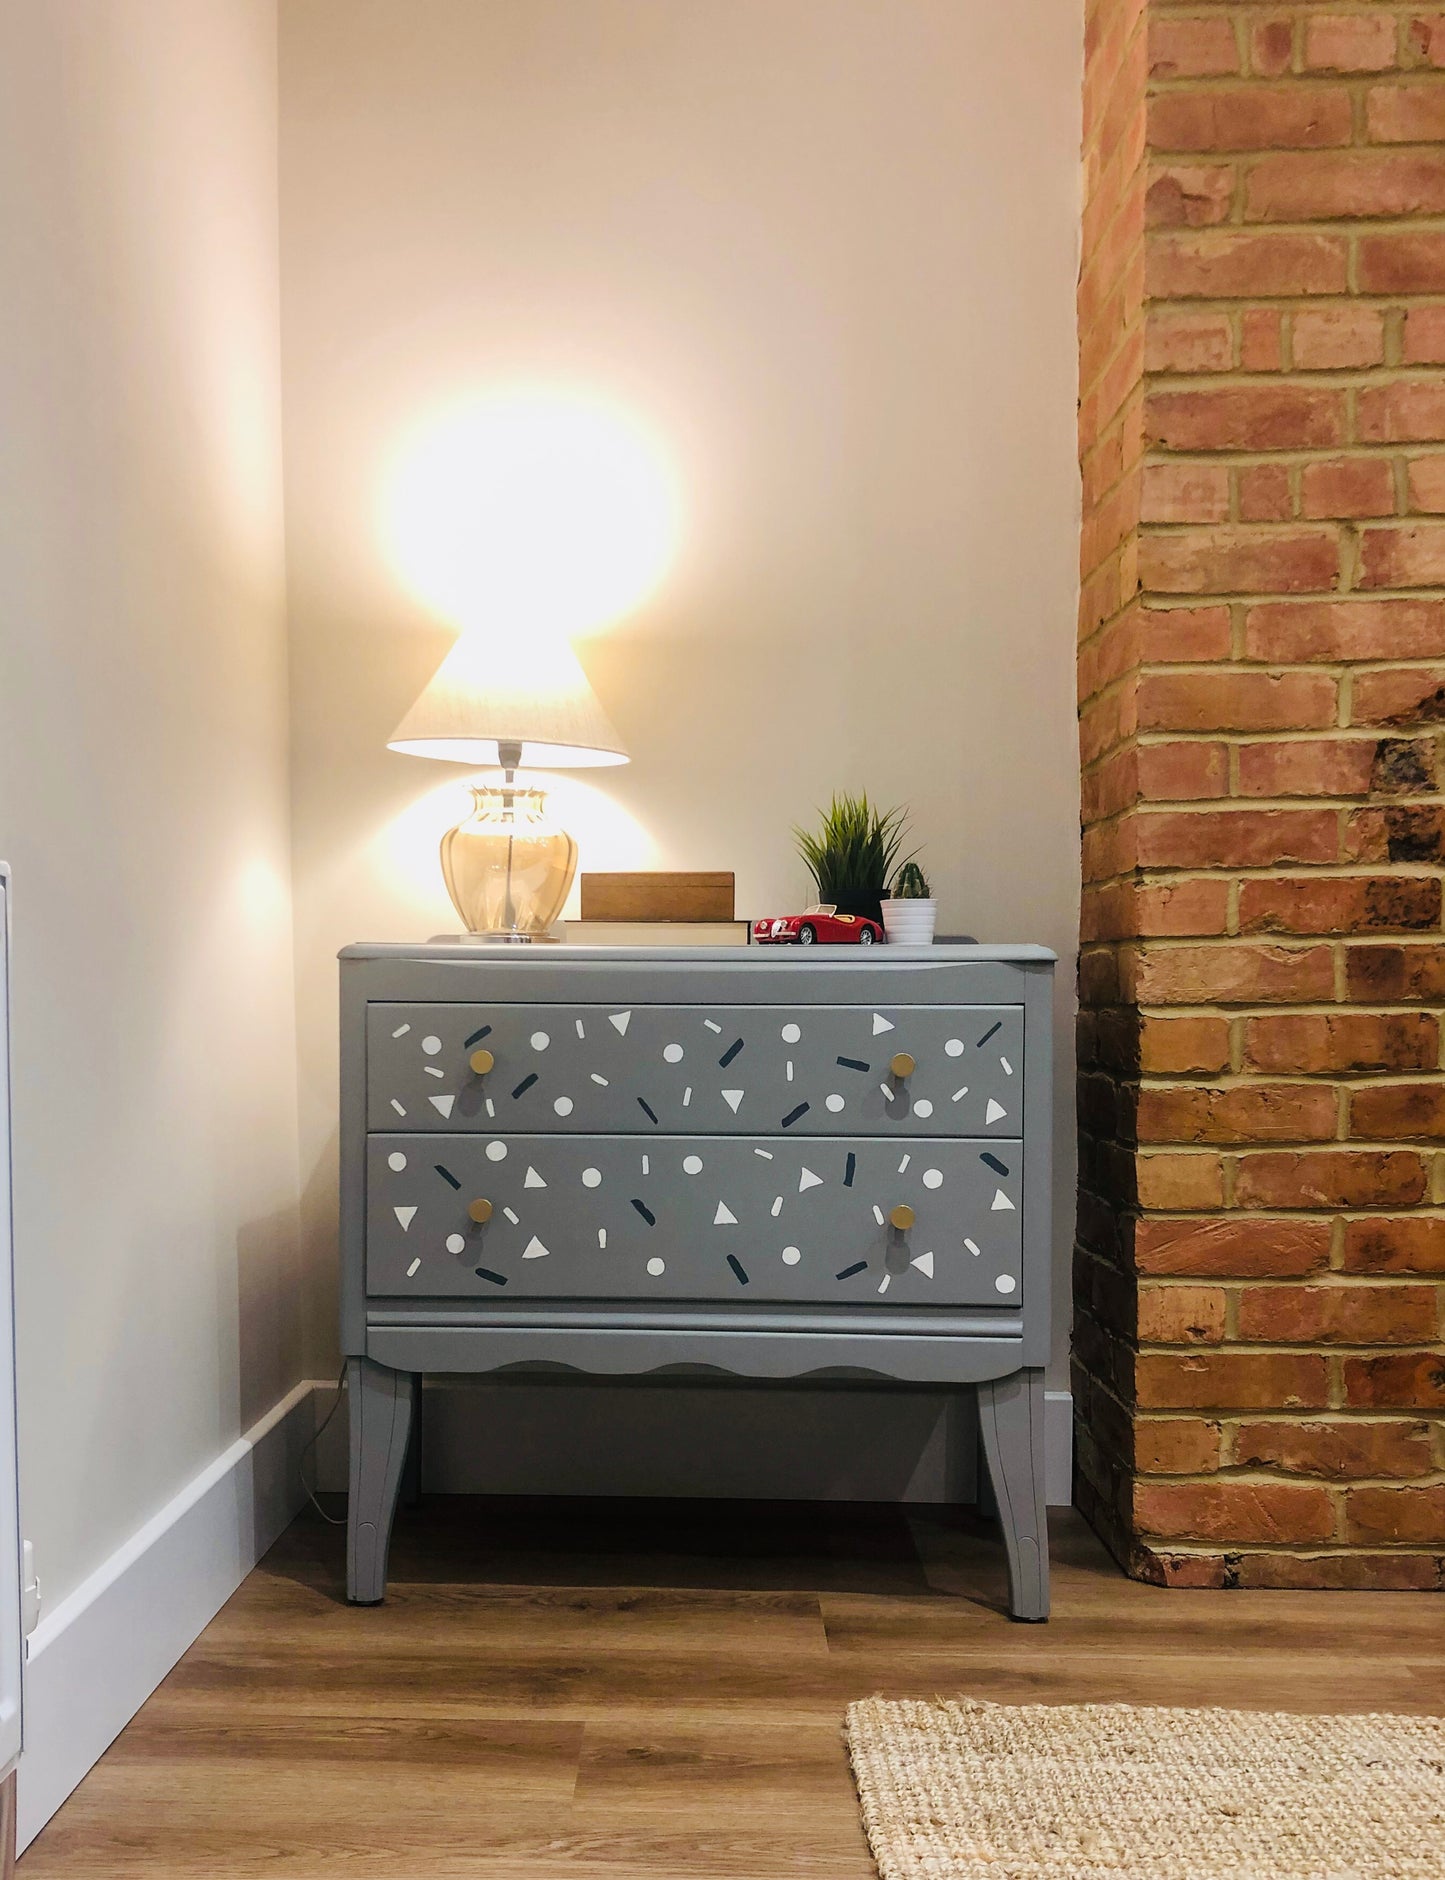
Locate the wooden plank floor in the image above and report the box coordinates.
[20,1496,1445,1878]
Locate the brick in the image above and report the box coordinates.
[1346,1484,1445,1544]
[1138,1349,1332,1413]
[1139,1015,1231,1075]
[1244,598,1445,661]
[1137,808,1337,869]
[1402,305,1445,365]
[1138,1082,1336,1146]
[1240,309,1284,374]
[1242,1011,1439,1076]
[1358,523,1445,587]
[1135,1480,1335,1544]
[1140,460,1229,523]
[1137,878,1232,936]
[1137,671,1337,734]
[1342,1216,1445,1275]
[1234,1418,1433,1480]
[1138,604,1234,663]
[1343,1349,1445,1407]
[1236,1149,1429,1209]
[1408,455,1445,512]
[1140,527,1338,596]
[1408,15,1445,68]
[1235,737,1376,797]
[1251,17,1294,79]
[1146,385,1342,452]
[1351,667,1445,725]
[1237,1283,1439,1345]
[1239,873,1442,934]
[1134,1215,1331,1279]
[1255,153,1445,226]
[1145,163,1235,228]
[1136,739,1228,800]
[1300,456,1394,519]
[1358,231,1445,294]
[1148,231,1348,300]
[1136,1151,1225,1210]
[1366,81,1445,143]
[1237,463,1293,524]
[1304,14,1398,73]
[1150,86,1352,153]
[1134,1417,1223,1474]
[1137,1283,1228,1344]
[1234,1551,1443,1590]
[1351,1080,1445,1140]
[1371,736,1439,793]
[1144,309,1234,374]
[1344,941,1445,1000]
[1149,15,1239,79]
[1134,942,1335,1003]
[1356,380,1445,445]
[1343,804,1445,864]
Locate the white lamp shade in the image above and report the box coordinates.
[387,631,629,768]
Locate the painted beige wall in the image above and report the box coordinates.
[280,0,1082,1394]
[0,0,302,1606]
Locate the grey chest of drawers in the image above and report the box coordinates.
[340,941,1055,1619]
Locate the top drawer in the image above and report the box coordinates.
[366,1000,1023,1138]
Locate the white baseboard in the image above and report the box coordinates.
[17,1377,318,1852]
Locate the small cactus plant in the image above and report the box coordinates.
[892,860,932,900]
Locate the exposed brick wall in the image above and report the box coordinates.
[1077,0,1445,1589]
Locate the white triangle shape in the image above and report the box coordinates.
[524,1166,547,1188]
[609,1010,631,1035]
[429,1094,455,1118]
[798,1167,823,1192]
[872,1012,895,1035]
[522,1235,550,1259]
[393,1205,417,1231]
[910,1250,935,1278]
[714,1200,737,1225]
[991,1188,1015,1212]
[721,1089,744,1113]
[986,1098,1007,1124]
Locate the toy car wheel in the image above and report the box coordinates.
[798,924,815,946]
[858,927,875,945]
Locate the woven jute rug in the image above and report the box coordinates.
[846,1696,1445,1880]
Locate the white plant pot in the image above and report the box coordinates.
[881,899,937,945]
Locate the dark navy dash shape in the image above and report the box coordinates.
[631,1198,657,1226]
[976,1021,1002,1047]
[781,1102,810,1128]
[718,1037,745,1068]
[844,1152,857,1187]
[463,1025,493,1048]
[726,1255,749,1286]
[637,1096,659,1125]
[511,1072,538,1099]
[836,1056,870,1073]
[473,1267,508,1286]
[835,1260,868,1281]
[981,1152,1011,1176]
[434,1164,461,1190]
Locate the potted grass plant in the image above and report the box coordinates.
[881,859,937,946]
[794,794,912,926]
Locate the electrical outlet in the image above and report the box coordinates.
[21,1540,39,1637]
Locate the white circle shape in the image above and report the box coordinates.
[530,1030,550,1051]
[922,1168,944,1190]
[663,1043,684,1063]
[646,1256,666,1277]
[995,1274,1017,1294]
[913,1099,934,1118]
[422,1034,442,1055]
[554,1095,574,1116]
[945,1038,964,1057]
[387,1152,407,1172]
[582,1167,602,1188]
[782,1246,802,1265]
[825,1094,845,1113]
[485,1141,507,1162]
[683,1154,704,1175]
[446,1233,465,1254]
[781,1022,801,1043]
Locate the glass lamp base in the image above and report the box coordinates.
[439,781,578,938]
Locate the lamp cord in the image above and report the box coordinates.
[297,1365,348,1525]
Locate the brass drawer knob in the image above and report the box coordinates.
[889,1051,916,1079]
[469,1047,495,1076]
[888,1203,915,1232]
[467,1198,493,1224]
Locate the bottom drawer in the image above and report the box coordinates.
[366,1133,1023,1307]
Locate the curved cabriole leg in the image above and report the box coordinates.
[977,1369,1049,1622]
[347,1357,415,1604]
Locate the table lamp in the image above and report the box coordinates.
[388,631,628,940]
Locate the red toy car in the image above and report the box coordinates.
[753,905,884,946]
